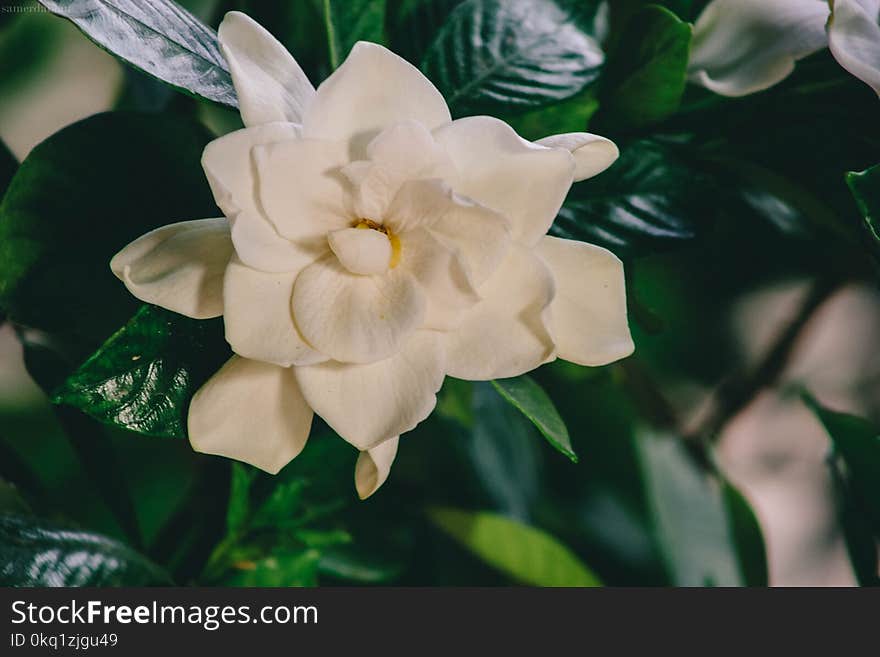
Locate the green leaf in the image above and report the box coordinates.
[595,5,691,130]
[223,549,321,586]
[491,376,576,462]
[636,430,766,586]
[553,139,714,256]
[387,0,463,64]
[323,0,387,69]
[0,112,219,354]
[52,305,230,439]
[421,0,604,116]
[804,393,880,537]
[0,138,16,198]
[0,480,30,515]
[846,164,880,263]
[318,543,407,583]
[226,463,256,535]
[38,0,237,107]
[428,507,601,586]
[0,513,171,586]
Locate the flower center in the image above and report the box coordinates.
[355,219,401,268]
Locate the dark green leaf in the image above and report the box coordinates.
[38,0,236,107]
[318,543,407,583]
[0,139,16,198]
[491,376,576,462]
[846,164,880,263]
[428,507,601,586]
[222,549,321,586]
[0,480,30,515]
[421,0,604,116]
[323,0,387,69]
[829,459,879,586]
[52,305,229,439]
[553,139,713,256]
[387,0,463,64]
[0,513,171,586]
[595,5,691,130]
[226,463,256,535]
[0,112,219,353]
[804,393,880,536]
[637,430,766,586]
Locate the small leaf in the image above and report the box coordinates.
[0,513,171,586]
[491,376,576,462]
[52,305,229,439]
[553,139,714,256]
[323,0,387,69]
[595,4,692,129]
[223,549,321,586]
[428,507,601,586]
[421,0,604,116]
[38,0,237,107]
[636,430,767,586]
[846,164,880,264]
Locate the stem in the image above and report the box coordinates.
[692,277,841,443]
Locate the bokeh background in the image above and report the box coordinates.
[1,0,878,586]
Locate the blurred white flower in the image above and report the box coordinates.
[111,12,632,498]
[688,0,880,97]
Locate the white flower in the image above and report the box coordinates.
[110,12,633,498]
[688,0,880,97]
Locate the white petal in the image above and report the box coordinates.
[536,133,619,182]
[201,122,301,217]
[427,196,511,286]
[229,209,317,273]
[434,116,574,246]
[110,218,232,319]
[384,179,454,234]
[537,236,634,366]
[688,0,829,97]
[223,256,327,367]
[302,42,451,154]
[444,244,555,380]
[253,138,352,242]
[218,11,315,126]
[829,0,880,96]
[292,256,425,364]
[355,437,399,499]
[328,227,392,275]
[295,332,444,449]
[189,356,313,474]
[400,228,480,331]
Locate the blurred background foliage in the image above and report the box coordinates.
[0,0,878,586]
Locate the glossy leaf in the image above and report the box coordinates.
[553,139,714,256]
[596,5,691,130]
[52,305,230,440]
[491,376,576,462]
[323,0,387,69]
[0,513,171,586]
[846,163,880,263]
[421,0,604,116]
[38,0,237,107]
[429,507,601,586]
[0,112,219,353]
[637,430,766,586]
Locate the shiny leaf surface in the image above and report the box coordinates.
[38,0,237,107]
[421,0,604,116]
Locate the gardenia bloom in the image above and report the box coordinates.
[688,0,880,97]
[110,12,633,498]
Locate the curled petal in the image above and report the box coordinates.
[229,209,318,273]
[292,256,425,364]
[218,11,315,126]
[223,256,326,367]
[302,42,451,154]
[295,331,444,449]
[110,218,232,319]
[434,116,574,246]
[536,133,619,182]
[355,437,399,499]
[189,356,313,474]
[537,236,634,366]
[328,227,392,275]
[829,0,880,97]
[688,0,829,97]
[444,244,556,380]
[202,122,301,217]
[253,138,352,241]
[400,229,480,331]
